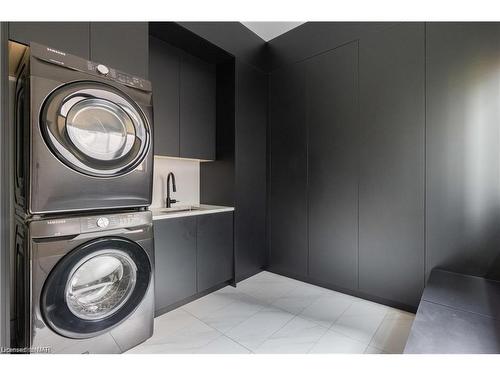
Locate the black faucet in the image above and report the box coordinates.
[165,172,178,208]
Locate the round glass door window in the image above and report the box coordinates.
[65,250,137,321]
[40,81,151,177]
[66,99,136,162]
[41,237,151,339]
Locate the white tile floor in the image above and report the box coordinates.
[127,271,415,354]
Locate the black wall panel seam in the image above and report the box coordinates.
[88,26,91,61]
[265,71,271,268]
[270,38,360,74]
[306,61,310,278]
[423,22,427,286]
[356,39,360,291]
[178,55,181,156]
[195,217,198,291]
[267,22,403,74]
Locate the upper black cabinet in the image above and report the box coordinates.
[149,37,216,160]
[149,37,180,157]
[8,22,148,78]
[90,22,148,78]
[180,52,216,160]
[307,42,359,291]
[358,23,425,308]
[9,22,90,58]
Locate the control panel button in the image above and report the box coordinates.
[96,217,110,228]
[96,64,110,76]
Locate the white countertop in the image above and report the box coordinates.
[150,204,234,220]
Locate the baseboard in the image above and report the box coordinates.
[154,280,232,318]
[265,266,418,314]
[235,266,266,284]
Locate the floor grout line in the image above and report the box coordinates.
[219,333,256,354]
[250,310,298,353]
[143,271,413,354]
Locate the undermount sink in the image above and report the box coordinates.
[158,205,201,213]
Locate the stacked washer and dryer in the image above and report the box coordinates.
[13,43,155,353]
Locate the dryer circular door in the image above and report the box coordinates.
[40,81,151,177]
[41,237,152,339]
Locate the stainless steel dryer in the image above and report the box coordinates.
[13,210,154,354]
[15,42,153,215]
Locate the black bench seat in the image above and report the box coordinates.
[404,269,500,354]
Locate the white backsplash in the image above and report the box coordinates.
[151,156,200,209]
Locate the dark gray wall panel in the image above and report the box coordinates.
[269,63,308,277]
[358,23,425,307]
[426,23,500,280]
[200,61,235,206]
[234,60,267,280]
[267,22,396,72]
[149,22,232,66]
[9,22,90,58]
[307,42,359,290]
[178,22,268,72]
[179,51,216,160]
[90,22,148,78]
[149,37,180,157]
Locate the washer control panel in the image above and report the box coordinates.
[30,211,152,238]
[96,217,110,228]
[81,212,150,233]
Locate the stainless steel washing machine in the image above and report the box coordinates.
[13,210,154,354]
[15,42,153,215]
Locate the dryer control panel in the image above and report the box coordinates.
[86,61,148,90]
[30,42,151,91]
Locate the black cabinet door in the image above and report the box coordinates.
[269,63,308,277]
[358,23,425,308]
[154,217,197,313]
[234,61,267,281]
[197,213,234,291]
[149,37,180,157]
[90,22,148,78]
[9,22,90,58]
[180,52,216,160]
[307,42,359,291]
[426,23,500,280]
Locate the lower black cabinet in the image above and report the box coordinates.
[154,216,197,313]
[154,212,234,314]
[197,213,234,292]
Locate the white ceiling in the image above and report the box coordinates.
[241,22,305,42]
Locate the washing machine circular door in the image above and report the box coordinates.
[41,237,152,339]
[40,81,151,177]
